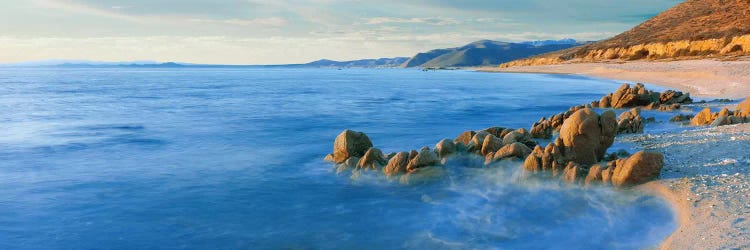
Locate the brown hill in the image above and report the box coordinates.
[501,0,750,67]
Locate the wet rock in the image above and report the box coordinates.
[711,115,732,127]
[611,151,664,187]
[481,134,503,156]
[585,164,604,186]
[383,152,409,176]
[357,148,387,170]
[406,148,440,172]
[454,131,476,145]
[617,108,644,134]
[491,142,532,161]
[559,108,617,165]
[333,130,373,163]
[344,156,360,168]
[435,139,456,158]
[562,162,582,184]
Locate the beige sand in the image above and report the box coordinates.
[484,59,750,99]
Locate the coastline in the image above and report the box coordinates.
[478,61,750,248]
[479,58,750,99]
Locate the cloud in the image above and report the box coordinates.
[189,17,288,27]
[364,17,461,26]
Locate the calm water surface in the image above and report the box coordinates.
[0,67,675,249]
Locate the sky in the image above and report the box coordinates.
[0,0,683,65]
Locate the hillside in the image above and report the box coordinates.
[501,0,750,67]
[402,40,581,68]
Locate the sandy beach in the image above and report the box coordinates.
[486,60,750,248]
[484,59,750,99]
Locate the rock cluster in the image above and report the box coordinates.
[690,106,750,127]
[530,105,585,139]
[617,108,644,134]
[590,83,691,109]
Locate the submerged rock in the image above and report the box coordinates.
[332,130,373,163]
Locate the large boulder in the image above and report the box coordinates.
[559,108,617,165]
[383,152,409,176]
[357,148,387,170]
[611,151,664,187]
[333,130,373,163]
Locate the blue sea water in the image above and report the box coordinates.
[0,67,676,249]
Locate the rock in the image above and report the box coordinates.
[482,127,506,138]
[492,142,532,161]
[718,108,731,117]
[408,150,418,160]
[468,131,490,153]
[669,114,694,122]
[660,90,692,104]
[383,152,409,176]
[406,148,440,172]
[585,164,604,186]
[711,115,732,127]
[523,147,543,173]
[562,162,582,184]
[357,148,387,170]
[559,108,617,165]
[690,108,714,126]
[333,130,373,163]
[399,167,445,185]
[530,117,552,139]
[738,97,750,117]
[481,134,503,156]
[454,131,476,145]
[324,154,335,162]
[385,152,397,160]
[611,151,664,187]
[601,165,614,184]
[599,95,612,108]
[344,156,360,168]
[730,115,745,124]
[617,108,644,134]
[435,139,456,158]
[609,83,653,108]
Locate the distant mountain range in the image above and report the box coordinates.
[400,39,582,68]
[3,39,582,69]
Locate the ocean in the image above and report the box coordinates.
[0,67,676,249]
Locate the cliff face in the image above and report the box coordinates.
[501,0,750,67]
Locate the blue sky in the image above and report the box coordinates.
[0,0,682,64]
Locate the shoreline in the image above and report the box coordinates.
[479,59,750,99]
[478,61,750,248]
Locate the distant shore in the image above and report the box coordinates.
[482,60,750,248]
[480,58,750,99]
